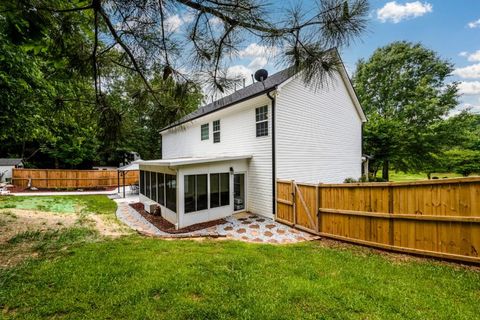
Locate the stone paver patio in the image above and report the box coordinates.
[114,196,317,244]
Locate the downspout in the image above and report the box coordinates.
[266,89,276,216]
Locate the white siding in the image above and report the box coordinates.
[162,95,274,217]
[276,72,363,184]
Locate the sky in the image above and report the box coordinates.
[222,0,480,113]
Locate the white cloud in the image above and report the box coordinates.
[165,15,183,32]
[453,64,480,79]
[459,51,468,57]
[248,57,268,70]
[377,1,433,23]
[467,50,480,62]
[458,81,480,95]
[239,43,278,59]
[226,65,253,82]
[468,18,480,28]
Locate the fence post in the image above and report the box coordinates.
[317,183,322,233]
[291,180,296,226]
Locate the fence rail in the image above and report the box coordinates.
[276,177,480,263]
[12,168,139,189]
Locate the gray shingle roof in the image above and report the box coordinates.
[161,67,293,132]
[0,158,23,166]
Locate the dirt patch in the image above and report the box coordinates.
[129,202,226,234]
[85,214,131,238]
[0,209,77,244]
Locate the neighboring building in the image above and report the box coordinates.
[139,53,366,229]
[0,158,24,183]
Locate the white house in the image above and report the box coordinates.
[139,55,366,229]
[0,158,24,183]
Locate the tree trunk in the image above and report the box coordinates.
[427,172,431,179]
[382,160,389,181]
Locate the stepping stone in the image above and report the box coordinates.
[249,224,260,229]
[252,237,263,242]
[241,220,251,225]
[241,236,249,240]
[224,226,234,231]
[295,236,307,241]
[265,224,276,229]
[268,239,278,244]
[289,229,299,234]
[238,218,248,221]
[250,230,259,236]
[249,215,258,219]
[236,228,246,234]
[256,218,265,222]
[277,229,286,235]
[264,231,273,237]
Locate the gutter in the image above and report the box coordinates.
[266,89,276,216]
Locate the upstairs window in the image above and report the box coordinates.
[256,106,268,137]
[213,120,221,143]
[201,123,209,140]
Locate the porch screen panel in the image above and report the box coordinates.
[210,173,229,208]
[165,174,177,212]
[184,175,196,213]
[145,171,151,199]
[210,173,220,208]
[157,173,165,205]
[151,172,157,202]
[140,170,145,195]
[220,173,230,206]
[197,174,208,211]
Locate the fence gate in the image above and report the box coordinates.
[276,180,318,234]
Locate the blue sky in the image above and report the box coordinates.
[226,0,480,113]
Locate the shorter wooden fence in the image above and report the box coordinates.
[276,177,480,263]
[12,168,139,189]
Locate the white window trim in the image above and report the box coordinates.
[255,105,268,137]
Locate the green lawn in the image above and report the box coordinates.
[389,172,464,182]
[0,195,116,215]
[1,196,479,319]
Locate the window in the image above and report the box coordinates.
[140,170,145,195]
[201,123,209,140]
[213,120,220,143]
[184,174,208,213]
[210,173,230,208]
[255,105,268,137]
[165,174,177,212]
[145,171,151,199]
[157,173,165,205]
[151,172,157,202]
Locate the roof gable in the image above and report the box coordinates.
[0,158,23,166]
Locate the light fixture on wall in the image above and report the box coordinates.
[229,167,234,174]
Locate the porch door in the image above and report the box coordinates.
[233,173,245,211]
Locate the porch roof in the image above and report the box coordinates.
[140,155,252,167]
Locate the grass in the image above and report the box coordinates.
[389,172,464,182]
[0,195,116,215]
[0,196,479,319]
[1,238,479,319]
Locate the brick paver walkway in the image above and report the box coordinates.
[114,198,317,244]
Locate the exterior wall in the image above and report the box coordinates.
[275,72,363,184]
[0,166,14,182]
[177,159,248,228]
[162,95,273,218]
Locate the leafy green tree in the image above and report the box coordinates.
[444,149,480,176]
[353,42,459,180]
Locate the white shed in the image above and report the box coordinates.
[0,158,24,183]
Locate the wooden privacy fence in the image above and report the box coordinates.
[12,168,139,189]
[276,177,480,263]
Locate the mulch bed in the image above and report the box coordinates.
[6,186,116,193]
[129,202,227,234]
